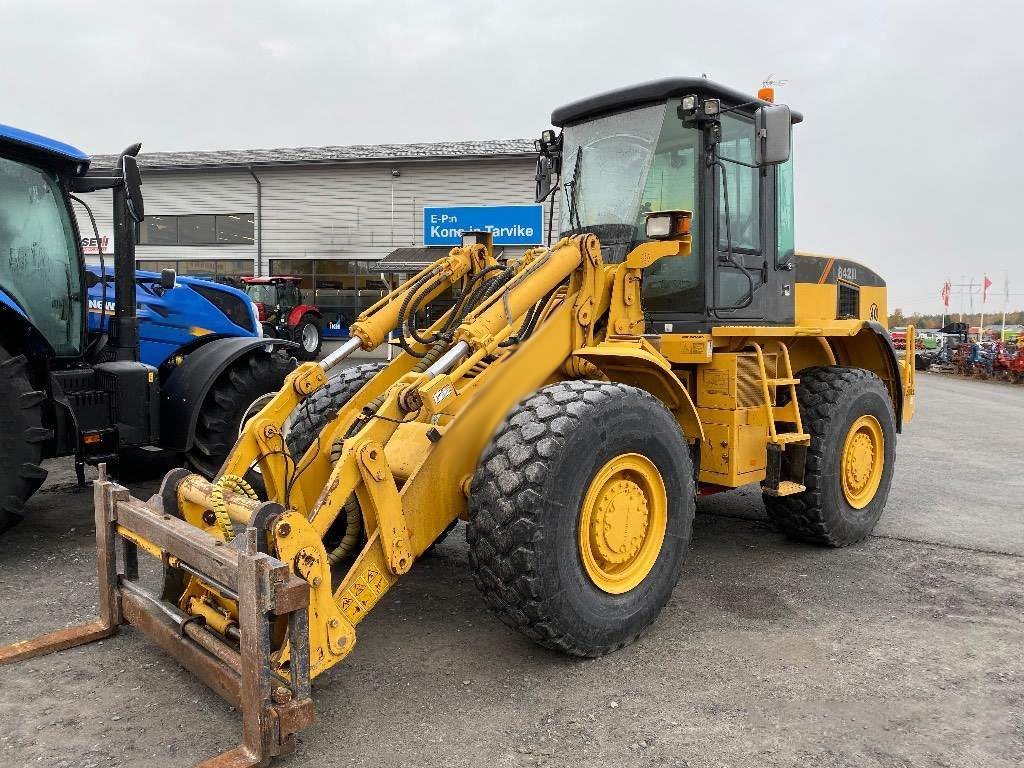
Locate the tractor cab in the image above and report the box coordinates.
[538,78,800,330]
[0,125,93,358]
[241,275,323,360]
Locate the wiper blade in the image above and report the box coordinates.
[564,147,583,231]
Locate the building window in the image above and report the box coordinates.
[138,213,254,246]
[137,258,254,283]
[270,258,388,336]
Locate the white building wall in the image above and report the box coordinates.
[74,169,258,265]
[74,157,554,272]
[258,157,544,267]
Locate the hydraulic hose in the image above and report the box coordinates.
[324,338,450,564]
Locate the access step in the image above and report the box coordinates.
[768,432,810,446]
[759,378,800,386]
[762,480,806,497]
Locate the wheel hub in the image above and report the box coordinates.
[592,479,649,565]
[301,324,318,351]
[578,453,667,595]
[840,415,884,509]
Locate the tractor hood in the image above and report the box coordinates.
[87,266,261,368]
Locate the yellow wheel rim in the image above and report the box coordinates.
[578,453,668,595]
[840,415,885,509]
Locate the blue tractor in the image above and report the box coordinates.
[0,124,297,534]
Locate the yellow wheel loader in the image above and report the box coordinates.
[1,78,915,767]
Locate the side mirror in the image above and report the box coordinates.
[159,268,176,289]
[535,154,554,203]
[121,154,145,223]
[754,104,792,166]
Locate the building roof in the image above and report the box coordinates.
[0,122,90,171]
[551,77,804,126]
[90,138,536,172]
[376,247,454,272]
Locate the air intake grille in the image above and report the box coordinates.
[737,353,777,408]
[837,282,860,319]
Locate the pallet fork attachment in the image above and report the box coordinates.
[0,466,315,768]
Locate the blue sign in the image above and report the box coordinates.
[423,204,544,246]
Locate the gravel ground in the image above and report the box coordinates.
[0,371,1021,768]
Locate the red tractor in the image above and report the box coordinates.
[240,276,322,360]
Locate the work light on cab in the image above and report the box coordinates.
[645,209,692,241]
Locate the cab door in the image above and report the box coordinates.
[0,157,84,356]
[710,112,767,321]
[710,112,795,325]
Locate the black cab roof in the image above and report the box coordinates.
[550,77,804,127]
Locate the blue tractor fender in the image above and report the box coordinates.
[160,336,297,452]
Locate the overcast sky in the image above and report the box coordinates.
[2,0,1021,315]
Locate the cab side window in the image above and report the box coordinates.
[717,113,760,252]
[776,155,795,266]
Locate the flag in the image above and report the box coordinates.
[940,281,951,308]
[983,275,993,303]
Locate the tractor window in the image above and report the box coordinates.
[244,284,278,305]
[0,157,82,356]
[281,282,301,307]
[639,100,704,314]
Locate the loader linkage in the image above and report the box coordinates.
[0,466,315,767]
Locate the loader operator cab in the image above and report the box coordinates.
[538,78,800,331]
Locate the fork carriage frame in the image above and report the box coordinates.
[0,466,315,768]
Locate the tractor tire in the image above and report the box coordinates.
[467,380,694,658]
[293,315,323,361]
[283,361,386,559]
[284,362,388,459]
[0,349,50,535]
[185,350,294,479]
[763,366,896,547]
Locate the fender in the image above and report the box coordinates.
[159,336,297,452]
[866,321,905,432]
[831,322,905,432]
[288,305,321,328]
[573,338,705,443]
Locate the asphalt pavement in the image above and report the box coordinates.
[0,371,1021,767]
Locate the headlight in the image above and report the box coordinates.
[645,210,693,241]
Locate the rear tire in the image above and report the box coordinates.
[0,350,50,534]
[468,380,694,657]
[763,366,896,546]
[185,350,293,478]
[293,315,322,361]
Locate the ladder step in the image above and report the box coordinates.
[760,378,800,386]
[770,433,810,445]
[762,480,806,497]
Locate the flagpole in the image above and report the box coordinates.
[1002,271,1009,342]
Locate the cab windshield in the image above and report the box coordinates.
[244,283,278,305]
[0,157,83,355]
[559,99,704,314]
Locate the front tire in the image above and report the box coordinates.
[763,366,896,547]
[185,350,293,478]
[468,380,694,657]
[293,315,322,361]
[0,350,49,535]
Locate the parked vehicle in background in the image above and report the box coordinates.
[241,276,323,360]
[0,123,295,535]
